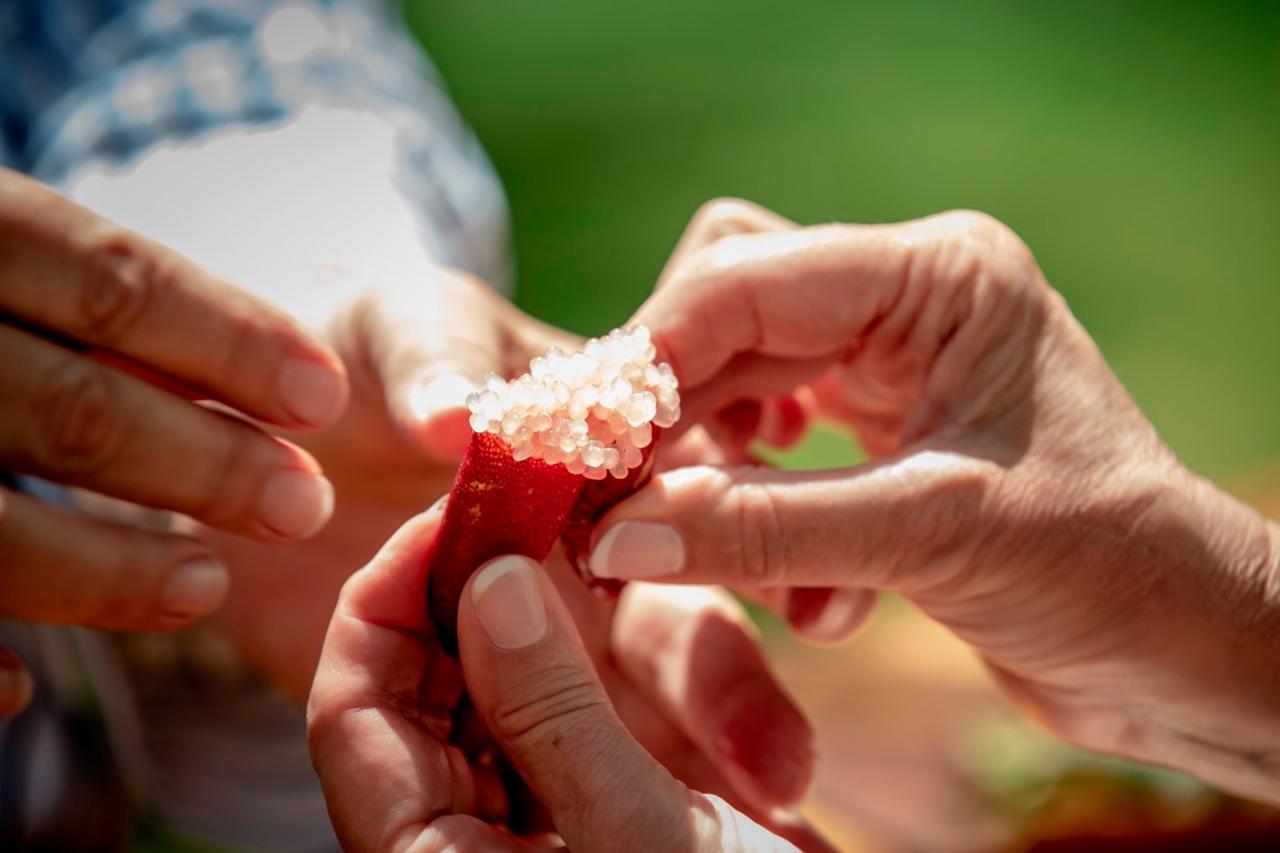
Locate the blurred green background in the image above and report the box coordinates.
[408,0,1280,483]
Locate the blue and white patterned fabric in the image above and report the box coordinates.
[0,0,508,283]
[0,3,510,849]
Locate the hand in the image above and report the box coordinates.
[200,261,748,702]
[59,124,737,705]
[587,200,1280,803]
[0,169,347,716]
[198,265,580,700]
[308,511,829,851]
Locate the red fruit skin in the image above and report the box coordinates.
[426,431,584,654]
[559,428,662,596]
[427,429,665,652]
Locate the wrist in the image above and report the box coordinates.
[1114,471,1280,803]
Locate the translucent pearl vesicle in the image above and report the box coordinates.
[465,326,680,479]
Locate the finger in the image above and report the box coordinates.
[658,424,740,471]
[661,348,826,446]
[0,644,34,719]
[636,212,1026,400]
[611,583,815,812]
[355,268,580,462]
[402,815,538,852]
[459,556,789,851]
[307,507,473,853]
[356,271,499,461]
[0,486,228,629]
[657,198,795,291]
[0,170,347,429]
[310,504,455,715]
[0,325,333,540]
[758,393,812,450]
[783,587,877,645]
[587,450,997,594]
[685,583,874,649]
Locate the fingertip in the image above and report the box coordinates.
[414,410,475,462]
[409,815,524,853]
[405,373,480,460]
[785,587,877,645]
[254,470,335,540]
[589,521,685,580]
[156,556,229,622]
[712,674,816,812]
[759,394,810,449]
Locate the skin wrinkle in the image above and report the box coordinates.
[30,356,124,478]
[1258,525,1280,624]
[79,231,158,345]
[730,470,790,589]
[892,458,998,602]
[488,663,612,747]
[301,195,1280,842]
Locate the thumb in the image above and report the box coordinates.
[359,268,503,462]
[585,449,996,595]
[458,555,792,852]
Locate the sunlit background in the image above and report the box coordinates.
[410,1,1280,849]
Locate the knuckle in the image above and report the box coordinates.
[691,197,762,236]
[934,209,1037,284]
[933,208,1010,244]
[727,469,790,586]
[899,452,997,595]
[78,228,166,343]
[914,211,1046,345]
[304,696,340,755]
[488,663,608,749]
[29,359,125,476]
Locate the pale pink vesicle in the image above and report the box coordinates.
[463,325,680,480]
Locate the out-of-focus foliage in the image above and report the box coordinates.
[408,0,1280,480]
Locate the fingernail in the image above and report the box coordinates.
[279,359,347,427]
[589,522,684,579]
[159,558,229,618]
[471,556,547,651]
[256,470,335,538]
[410,373,479,423]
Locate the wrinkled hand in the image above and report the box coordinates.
[0,169,347,715]
[588,199,1280,803]
[308,510,829,851]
